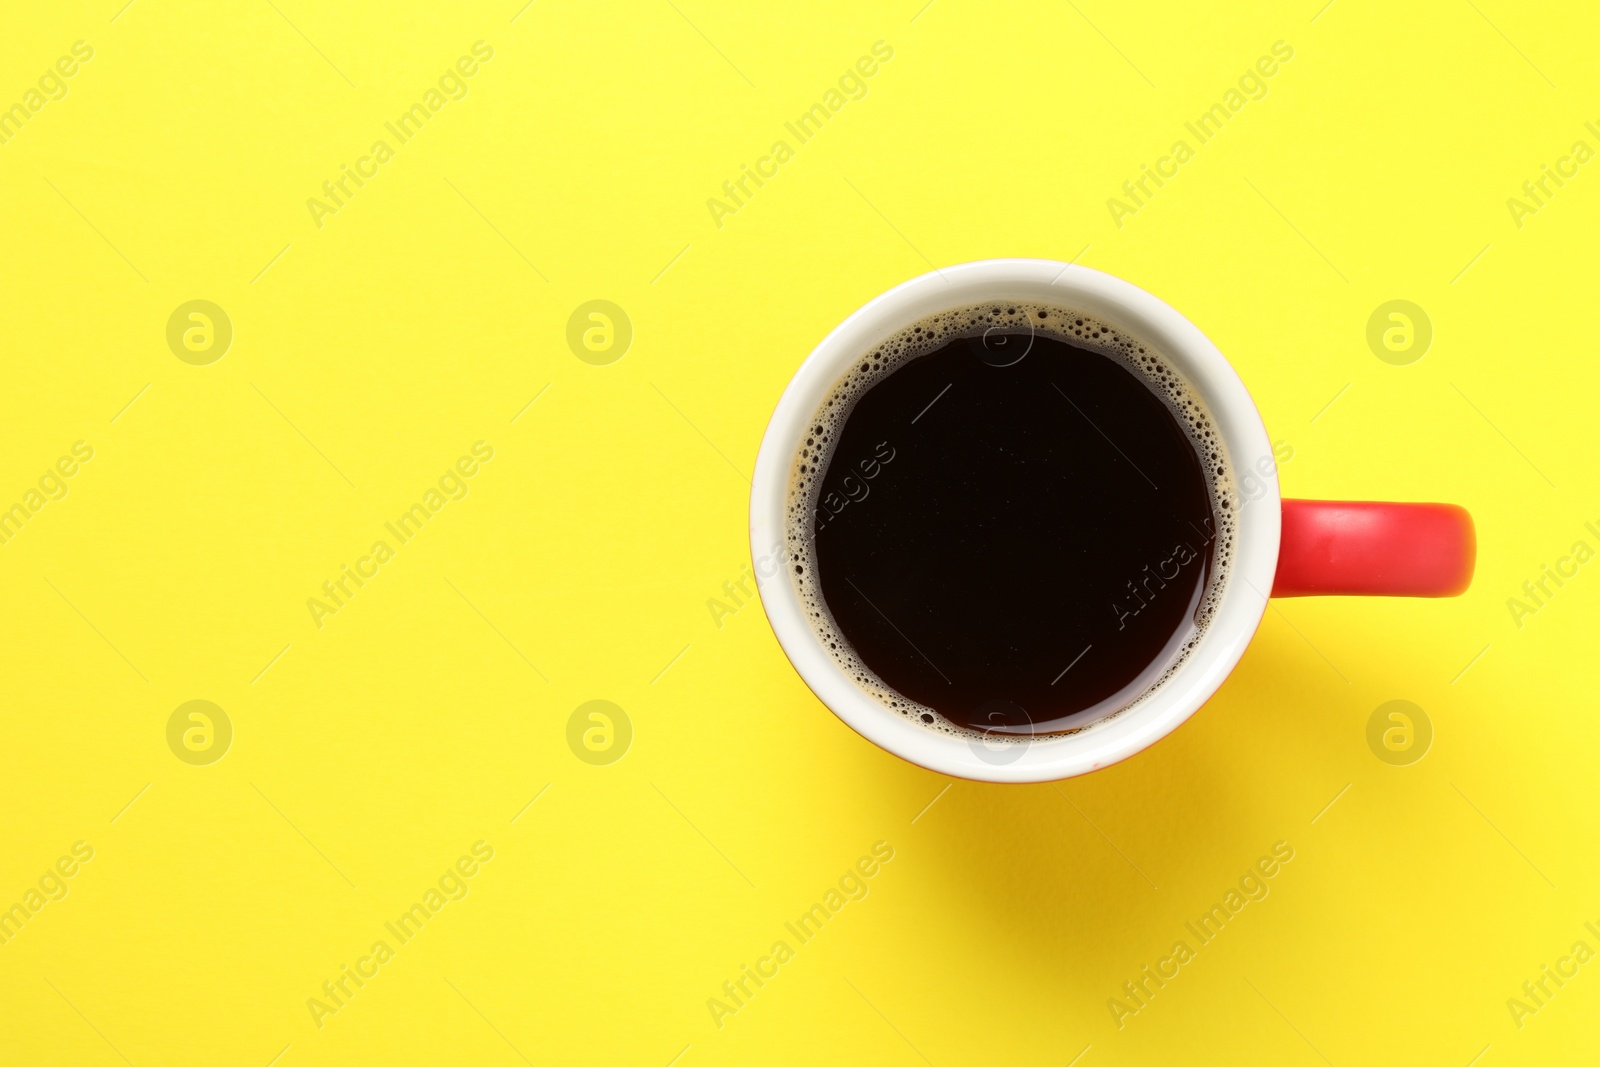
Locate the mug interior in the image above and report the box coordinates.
[750,260,1279,782]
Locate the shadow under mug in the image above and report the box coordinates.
[750,260,1474,783]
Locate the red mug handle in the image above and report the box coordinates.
[1272,499,1476,597]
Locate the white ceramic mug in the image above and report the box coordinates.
[749,260,1473,783]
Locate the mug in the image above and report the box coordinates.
[749,260,1475,783]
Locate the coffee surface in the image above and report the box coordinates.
[808,327,1217,736]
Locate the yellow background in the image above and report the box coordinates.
[3,0,1597,1063]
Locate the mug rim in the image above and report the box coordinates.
[750,259,1280,782]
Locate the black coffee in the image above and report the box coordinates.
[790,304,1225,738]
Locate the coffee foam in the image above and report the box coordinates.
[784,301,1238,743]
